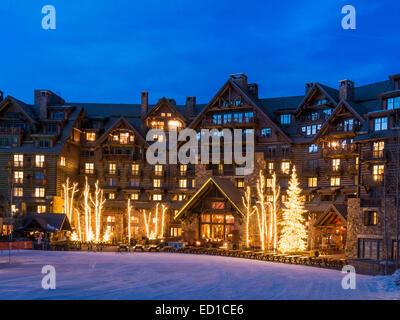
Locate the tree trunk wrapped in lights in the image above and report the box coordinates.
[91,180,106,243]
[127,198,132,243]
[255,170,270,251]
[278,166,308,253]
[160,204,167,239]
[143,209,152,239]
[62,177,78,225]
[270,173,280,250]
[242,186,255,249]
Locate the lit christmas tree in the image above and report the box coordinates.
[278,166,307,253]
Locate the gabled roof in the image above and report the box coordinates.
[188,78,292,143]
[0,96,38,126]
[174,177,244,220]
[313,99,365,142]
[314,204,347,227]
[22,213,71,232]
[144,97,188,123]
[295,83,339,116]
[94,117,148,147]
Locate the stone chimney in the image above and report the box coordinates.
[34,90,50,120]
[230,73,248,89]
[167,98,176,107]
[247,83,258,99]
[185,96,196,119]
[0,91,3,103]
[339,79,354,101]
[141,91,148,119]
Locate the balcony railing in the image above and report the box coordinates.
[362,150,386,162]
[325,165,346,176]
[301,166,320,176]
[102,154,141,162]
[362,174,384,187]
[0,127,24,135]
[8,161,46,169]
[264,151,292,160]
[322,144,357,157]
[326,124,361,135]
[201,117,256,127]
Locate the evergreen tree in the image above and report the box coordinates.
[278,166,307,253]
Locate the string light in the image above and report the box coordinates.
[242,186,255,248]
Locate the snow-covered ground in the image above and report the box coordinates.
[0,250,399,300]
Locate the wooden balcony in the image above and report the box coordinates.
[102,153,141,162]
[0,127,24,135]
[301,166,320,176]
[325,165,346,176]
[201,117,256,127]
[8,161,46,169]
[29,178,47,186]
[322,144,357,157]
[325,124,361,136]
[264,151,292,160]
[362,174,383,187]
[362,150,386,162]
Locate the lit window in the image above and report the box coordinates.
[309,144,318,153]
[261,128,272,137]
[236,178,244,188]
[179,179,187,189]
[106,216,115,223]
[171,227,182,237]
[179,164,187,174]
[60,156,66,166]
[161,113,166,117]
[153,194,162,201]
[332,159,340,171]
[364,211,378,226]
[86,132,96,141]
[151,121,164,130]
[267,162,274,173]
[280,114,291,124]
[374,117,388,131]
[167,113,171,117]
[14,187,23,197]
[35,187,45,198]
[131,164,139,174]
[168,120,182,130]
[372,165,384,181]
[387,97,400,110]
[266,178,273,188]
[153,134,164,142]
[13,154,23,167]
[108,193,115,200]
[14,171,23,183]
[119,132,129,144]
[330,177,340,186]
[308,177,317,187]
[153,179,161,188]
[373,141,384,158]
[11,205,17,214]
[130,193,139,200]
[35,155,45,168]
[281,162,290,174]
[178,194,186,201]
[155,165,163,176]
[85,163,94,174]
[317,99,327,105]
[109,163,117,174]
[37,205,46,214]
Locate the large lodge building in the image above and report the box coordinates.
[1,73,400,261]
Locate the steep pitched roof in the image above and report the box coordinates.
[295,83,339,115]
[22,213,71,232]
[314,204,347,227]
[0,96,38,125]
[174,177,244,220]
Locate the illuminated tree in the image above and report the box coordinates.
[143,209,152,239]
[83,176,93,242]
[242,186,255,248]
[160,204,167,239]
[91,180,106,243]
[269,173,280,250]
[255,170,270,250]
[62,177,78,224]
[278,166,307,253]
[127,198,132,243]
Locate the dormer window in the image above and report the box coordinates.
[47,124,57,134]
[280,114,291,125]
[317,99,327,105]
[374,117,388,131]
[150,121,164,130]
[387,97,400,110]
[261,128,272,138]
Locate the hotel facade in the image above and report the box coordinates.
[1,73,400,261]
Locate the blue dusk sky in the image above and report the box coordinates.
[0,0,399,105]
